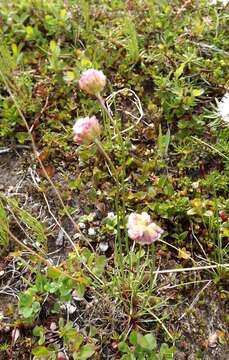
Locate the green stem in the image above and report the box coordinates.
[96,93,114,125]
[94,138,117,178]
[144,243,156,307]
[94,138,124,281]
[96,94,130,257]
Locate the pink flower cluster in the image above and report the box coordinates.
[73,69,106,145]
[73,116,101,145]
[79,69,106,96]
[127,212,163,245]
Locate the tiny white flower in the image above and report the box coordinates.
[88,227,96,236]
[217,93,229,125]
[204,210,214,217]
[99,242,109,252]
[192,181,200,189]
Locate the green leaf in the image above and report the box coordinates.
[192,89,204,97]
[93,255,106,276]
[50,40,57,52]
[174,63,185,79]
[144,334,157,351]
[47,267,60,279]
[118,341,130,353]
[149,354,160,360]
[26,26,34,36]
[136,333,149,349]
[64,71,76,82]
[21,307,34,318]
[77,343,95,359]
[19,290,41,320]
[157,126,170,157]
[35,273,48,293]
[222,227,229,237]
[121,355,136,360]
[72,283,86,299]
[9,202,47,247]
[33,326,46,345]
[89,325,98,337]
[129,330,138,345]
[73,334,84,351]
[32,346,50,357]
[159,343,176,359]
[15,132,29,144]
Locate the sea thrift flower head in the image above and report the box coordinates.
[217,93,229,126]
[127,212,163,245]
[73,116,101,145]
[79,69,106,96]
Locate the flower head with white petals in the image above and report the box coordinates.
[217,93,229,126]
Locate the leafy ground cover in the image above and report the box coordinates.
[0,0,229,359]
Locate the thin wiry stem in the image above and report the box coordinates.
[96,93,114,125]
[145,309,174,340]
[147,263,229,275]
[94,140,124,280]
[178,280,212,321]
[94,138,117,178]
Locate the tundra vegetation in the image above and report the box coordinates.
[0,0,228,359]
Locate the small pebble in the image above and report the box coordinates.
[99,242,109,252]
[88,227,96,236]
[208,331,218,348]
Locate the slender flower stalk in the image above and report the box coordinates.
[96,92,130,257]
[94,138,118,179]
[96,93,115,125]
[93,137,124,279]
